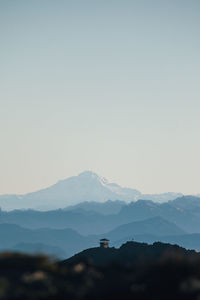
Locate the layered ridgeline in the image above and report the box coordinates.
[1,196,200,234]
[2,210,200,258]
[0,187,200,258]
[0,217,186,258]
[0,171,182,210]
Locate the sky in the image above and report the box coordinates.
[0,0,200,195]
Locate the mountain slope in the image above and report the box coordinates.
[0,209,116,235]
[0,171,182,210]
[64,200,126,215]
[0,223,95,258]
[102,216,185,240]
[118,199,200,233]
[171,195,200,210]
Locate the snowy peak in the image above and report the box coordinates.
[0,171,182,211]
[78,170,102,179]
[77,171,108,185]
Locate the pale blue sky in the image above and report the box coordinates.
[0,0,200,194]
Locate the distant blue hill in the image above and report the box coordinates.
[101,216,185,240]
[1,196,200,235]
[1,214,200,258]
[0,223,92,258]
[64,199,126,215]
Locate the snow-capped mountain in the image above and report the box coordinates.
[0,171,182,211]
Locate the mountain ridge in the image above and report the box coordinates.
[101,216,186,240]
[0,171,182,210]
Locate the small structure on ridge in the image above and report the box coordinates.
[100,238,109,248]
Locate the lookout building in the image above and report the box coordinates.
[100,238,109,248]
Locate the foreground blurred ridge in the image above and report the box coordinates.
[0,241,200,299]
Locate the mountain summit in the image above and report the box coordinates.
[0,171,182,211]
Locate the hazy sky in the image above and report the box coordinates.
[0,0,200,195]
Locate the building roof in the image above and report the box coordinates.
[100,238,110,242]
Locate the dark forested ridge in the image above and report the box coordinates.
[0,241,200,299]
[64,240,197,266]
